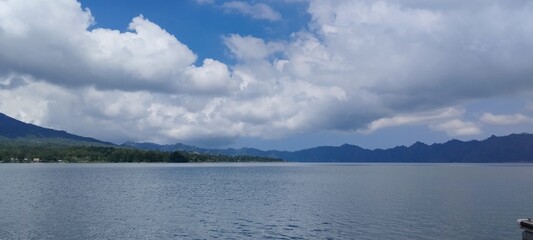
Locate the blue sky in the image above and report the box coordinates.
[82,0,310,64]
[0,0,532,150]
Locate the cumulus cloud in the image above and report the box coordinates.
[270,0,533,132]
[217,0,533,138]
[1,0,533,146]
[0,75,235,144]
[0,1,235,95]
[430,120,482,136]
[182,59,235,95]
[480,113,533,125]
[88,15,197,82]
[222,1,282,21]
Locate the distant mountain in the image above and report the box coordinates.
[122,141,288,158]
[2,112,531,163]
[0,113,111,145]
[285,134,533,162]
[125,133,533,163]
[123,141,204,152]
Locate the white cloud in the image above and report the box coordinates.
[0,75,55,125]
[1,0,533,146]
[360,108,483,137]
[89,15,197,78]
[0,75,233,143]
[261,0,533,133]
[430,120,482,136]
[182,59,235,95]
[223,34,285,61]
[222,1,282,21]
[480,113,533,125]
[0,1,235,95]
[362,108,463,133]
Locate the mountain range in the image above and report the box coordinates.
[0,113,110,145]
[1,112,532,163]
[124,134,533,163]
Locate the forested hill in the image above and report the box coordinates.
[0,113,109,145]
[0,113,280,163]
[127,133,533,163]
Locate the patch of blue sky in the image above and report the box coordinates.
[81,0,310,65]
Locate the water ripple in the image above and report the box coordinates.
[0,163,531,239]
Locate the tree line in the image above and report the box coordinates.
[0,144,281,163]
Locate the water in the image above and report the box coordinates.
[0,163,531,239]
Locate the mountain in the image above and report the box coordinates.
[284,134,533,162]
[0,113,111,145]
[2,112,531,163]
[122,141,289,158]
[123,141,203,152]
[125,133,533,163]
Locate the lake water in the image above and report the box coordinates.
[0,163,531,239]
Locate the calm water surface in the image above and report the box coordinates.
[0,163,531,239]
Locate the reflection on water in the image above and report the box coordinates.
[0,163,531,239]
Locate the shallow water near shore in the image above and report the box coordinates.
[0,163,531,239]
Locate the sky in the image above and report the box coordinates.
[0,0,532,151]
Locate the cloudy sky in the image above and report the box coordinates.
[1,0,532,150]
